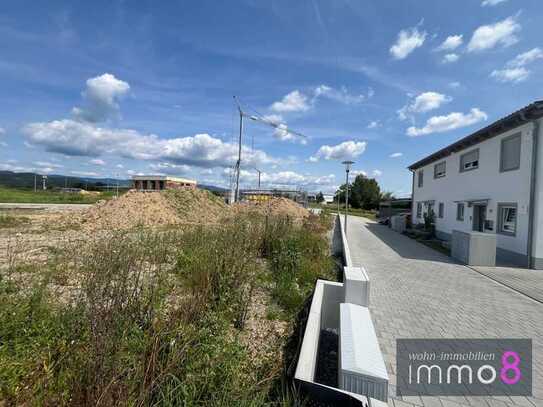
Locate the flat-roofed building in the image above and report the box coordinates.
[132,175,197,191]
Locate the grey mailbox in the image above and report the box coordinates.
[451,230,496,266]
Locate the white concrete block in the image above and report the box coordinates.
[451,230,497,266]
[339,303,389,402]
[343,266,370,307]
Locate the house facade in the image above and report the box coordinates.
[409,101,543,269]
[132,175,197,191]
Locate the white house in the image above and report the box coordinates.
[409,101,543,269]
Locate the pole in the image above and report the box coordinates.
[344,169,349,234]
[257,170,261,190]
[234,110,243,202]
[34,173,37,192]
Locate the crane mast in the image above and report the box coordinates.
[231,96,306,203]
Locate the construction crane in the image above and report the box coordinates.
[232,96,307,202]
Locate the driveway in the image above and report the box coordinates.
[345,216,543,407]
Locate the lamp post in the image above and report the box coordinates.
[341,160,354,234]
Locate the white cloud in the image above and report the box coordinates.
[435,35,463,51]
[482,0,508,6]
[490,48,543,84]
[0,127,5,135]
[406,108,488,137]
[449,81,461,88]
[116,164,124,169]
[90,158,106,166]
[34,161,62,169]
[22,119,276,169]
[372,169,383,177]
[71,170,100,177]
[491,67,530,83]
[442,53,460,64]
[389,152,403,158]
[467,16,521,53]
[313,85,372,105]
[508,48,543,67]
[351,170,367,177]
[270,90,310,113]
[148,162,191,175]
[232,168,335,190]
[399,92,452,120]
[309,140,367,162]
[390,26,427,60]
[72,73,130,123]
[367,121,381,129]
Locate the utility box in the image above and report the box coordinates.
[343,266,370,307]
[339,303,389,402]
[451,230,496,266]
[390,215,406,233]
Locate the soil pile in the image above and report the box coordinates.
[68,189,228,231]
[234,197,310,220]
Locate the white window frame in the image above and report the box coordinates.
[418,170,424,188]
[416,202,422,218]
[500,133,521,173]
[460,148,479,173]
[438,202,444,218]
[497,203,517,236]
[456,203,465,221]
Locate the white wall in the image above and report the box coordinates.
[411,121,536,259]
[531,118,543,263]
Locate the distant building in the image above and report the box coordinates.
[323,194,335,204]
[132,175,197,191]
[242,190,273,203]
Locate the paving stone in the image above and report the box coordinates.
[344,217,543,407]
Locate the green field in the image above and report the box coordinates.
[0,187,117,204]
[310,203,377,220]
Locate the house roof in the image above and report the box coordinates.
[408,100,543,171]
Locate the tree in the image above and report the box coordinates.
[351,174,381,210]
[316,191,324,203]
[335,174,382,210]
[380,191,395,201]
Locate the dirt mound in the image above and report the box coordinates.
[69,189,228,231]
[234,197,309,220]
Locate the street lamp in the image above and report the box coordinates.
[342,160,354,234]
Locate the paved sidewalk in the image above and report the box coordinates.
[345,216,543,407]
[471,266,543,304]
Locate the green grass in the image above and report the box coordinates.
[310,203,377,220]
[0,212,334,405]
[0,187,117,204]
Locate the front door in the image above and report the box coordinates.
[473,204,487,232]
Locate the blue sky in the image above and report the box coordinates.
[1,0,543,195]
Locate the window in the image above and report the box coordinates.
[500,133,521,172]
[498,203,517,236]
[438,202,444,218]
[427,203,434,217]
[417,202,422,218]
[434,161,446,178]
[418,170,424,187]
[456,203,465,221]
[460,149,479,172]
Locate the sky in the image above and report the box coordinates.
[1,0,543,196]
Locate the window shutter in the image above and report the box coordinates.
[501,134,521,171]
